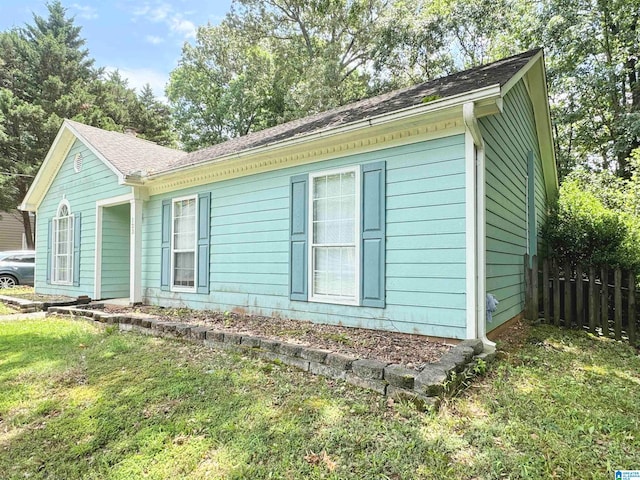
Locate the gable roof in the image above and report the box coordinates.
[21,48,556,211]
[165,49,541,173]
[64,120,186,177]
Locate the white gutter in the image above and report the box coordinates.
[463,102,495,348]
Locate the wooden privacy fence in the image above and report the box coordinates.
[524,254,639,347]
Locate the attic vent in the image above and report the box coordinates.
[73,153,83,173]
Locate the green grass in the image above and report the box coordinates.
[0,318,639,479]
[0,286,34,296]
[0,302,16,315]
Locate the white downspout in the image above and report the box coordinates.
[463,102,495,348]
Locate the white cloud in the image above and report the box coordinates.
[129,1,196,40]
[106,66,169,101]
[72,3,98,20]
[169,17,196,39]
[145,35,164,45]
[131,2,171,21]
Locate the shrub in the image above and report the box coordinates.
[541,162,640,272]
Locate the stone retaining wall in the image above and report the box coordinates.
[47,306,496,410]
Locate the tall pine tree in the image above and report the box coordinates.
[0,1,175,247]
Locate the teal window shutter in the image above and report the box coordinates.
[290,174,308,301]
[73,213,81,287]
[197,192,211,294]
[527,151,537,259]
[361,161,386,308]
[161,199,171,291]
[46,219,52,284]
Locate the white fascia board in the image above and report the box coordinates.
[500,50,543,98]
[143,85,502,184]
[20,126,75,212]
[499,51,558,199]
[523,58,559,198]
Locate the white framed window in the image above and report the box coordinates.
[171,195,197,291]
[52,200,74,285]
[308,166,360,305]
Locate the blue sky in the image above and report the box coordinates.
[0,1,234,98]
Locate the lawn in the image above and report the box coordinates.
[0,302,16,315]
[0,317,639,479]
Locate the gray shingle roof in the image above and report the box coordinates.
[65,120,186,176]
[163,48,541,174]
[66,49,540,178]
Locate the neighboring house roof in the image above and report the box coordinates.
[21,48,556,211]
[169,49,541,173]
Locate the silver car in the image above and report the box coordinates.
[0,250,35,289]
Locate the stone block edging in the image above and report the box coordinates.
[0,294,90,313]
[47,306,496,410]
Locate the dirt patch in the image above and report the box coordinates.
[102,305,452,369]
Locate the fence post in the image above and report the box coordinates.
[543,258,550,324]
[614,268,622,341]
[531,255,539,322]
[564,261,572,327]
[601,267,609,337]
[589,266,597,333]
[629,272,636,347]
[576,263,584,328]
[553,260,561,327]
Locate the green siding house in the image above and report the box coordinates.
[21,49,557,345]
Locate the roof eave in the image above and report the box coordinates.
[143,84,503,184]
[523,54,559,199]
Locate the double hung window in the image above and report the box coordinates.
[161,192,210,294]
[172,196,197,290]
[309,168,359,304]
[290,161,385,308]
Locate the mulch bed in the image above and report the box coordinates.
[102,305,453,369]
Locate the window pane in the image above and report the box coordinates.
[341,171,355,194]
[174,252,195,287]
[313,246,355,298]
[313,176,327,198]
[340,247,356,297]
[326,173,340,196]
[314,198,326,222]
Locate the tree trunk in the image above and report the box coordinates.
[21,210,35,250]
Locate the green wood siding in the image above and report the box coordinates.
[0,210,30,250]
[100,203,130,298]
[480,80,548,330]
[142,135,468,338]
[35,139,131,296]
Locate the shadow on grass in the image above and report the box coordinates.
[449,325,640,478]
[0,320,454,480]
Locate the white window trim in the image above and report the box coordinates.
[307,166,361,306]
[52,199,74,286]
[170,194,198,293]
